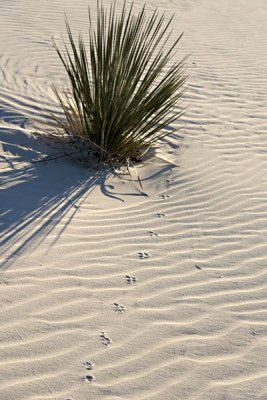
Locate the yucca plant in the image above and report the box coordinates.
[52,1,187,165]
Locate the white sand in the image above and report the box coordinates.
[1,0,267,399]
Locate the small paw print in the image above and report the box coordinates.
[125,275,137,284]
[166,179,174,185]
[83,361,93,370]
[83,375,95,383]
[138,252,149,259]
[113,303,125,313]
[155,213,166,218]
[99,331,111,346]
[148,231,158,237]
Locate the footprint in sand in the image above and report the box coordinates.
[148,231,158,237]
[83,375,95,383]
[99,331,111,346]
[83,361,93,370]
[166,179,174,186]
[113,302,125,313]
[159,194,170,200]
[82,362,95,382]
[125,275,137,284]
[155,213,166,218]
[138,252,149,259]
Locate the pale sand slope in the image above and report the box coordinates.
[0,0,267,399]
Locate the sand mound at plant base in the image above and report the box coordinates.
[1,0,267,399]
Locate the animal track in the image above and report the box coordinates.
[83,375,95,383]
[99,331,111,346]
[113,302,125,312]
[148,231,158,237]
[83,361,93,370]
[82,360,94,382]
[125,275,137,284]
[166,179,174,185]
[138,252,149,259]
[155,213,166,218]
[159,194,170,200]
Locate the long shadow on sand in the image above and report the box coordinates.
[0,127,142,270]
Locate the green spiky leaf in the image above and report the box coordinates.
[52,1,188,163]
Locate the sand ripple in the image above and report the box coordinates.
[1,0,267,399]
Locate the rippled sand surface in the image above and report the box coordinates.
[1,1,267,399]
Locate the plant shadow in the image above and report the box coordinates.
[0,126,136,270]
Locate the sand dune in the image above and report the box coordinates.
[1,0,267,399]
